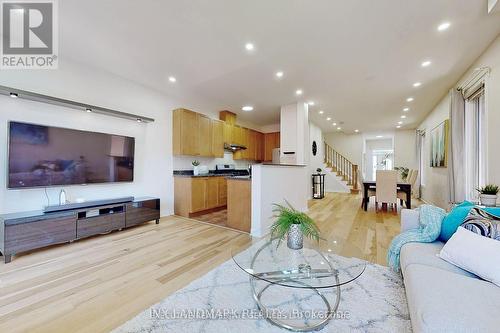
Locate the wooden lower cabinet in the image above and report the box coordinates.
[227,179,251,233]
[174,176,227,217]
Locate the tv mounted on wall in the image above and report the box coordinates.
[8,121,135,188]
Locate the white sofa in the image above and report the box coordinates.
[400,209,500,333]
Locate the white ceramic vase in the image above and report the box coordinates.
[193,166,200,176]
[479,194,498,207]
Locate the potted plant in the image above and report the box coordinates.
[270,201,321,250]
[395,166,409,182]
[192,160,201,176]
[476,184,499,207]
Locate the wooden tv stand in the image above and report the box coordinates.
[0,197,160,263]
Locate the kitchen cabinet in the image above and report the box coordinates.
[264,132,280,161]
[223,123,233,145]
[211,119,224,158]
[174,176,227,217]
[256,131,264,161]
[227,178,251,233]
[173,108,199,156]
[198,115,212,157]
[173,108,224,157]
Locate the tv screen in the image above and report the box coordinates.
[8,122,135,188]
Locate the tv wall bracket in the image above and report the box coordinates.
[0,85,155,123]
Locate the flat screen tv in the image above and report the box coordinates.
[8,121,135,188]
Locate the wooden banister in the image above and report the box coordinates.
[323,142,359,194]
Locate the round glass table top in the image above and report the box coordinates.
[232,237,367,289]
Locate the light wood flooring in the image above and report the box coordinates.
[0,192,418,333]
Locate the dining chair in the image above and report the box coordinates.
[375,170,398,213]
[398,169,418,206]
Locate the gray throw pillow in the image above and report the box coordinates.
[461,207,500,241]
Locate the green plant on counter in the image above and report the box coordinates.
[192,160,200,167]
[270,201,321,247]
[395,166,409,181]
[476,184,499,195]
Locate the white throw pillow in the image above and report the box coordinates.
[440,226,500,287]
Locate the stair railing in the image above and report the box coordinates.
[324,142,359,193]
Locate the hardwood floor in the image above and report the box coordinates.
[0,192,418,333]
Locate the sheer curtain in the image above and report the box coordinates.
[448,88,466,204]
[415,130,425,198]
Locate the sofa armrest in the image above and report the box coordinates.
[401,209,420,232]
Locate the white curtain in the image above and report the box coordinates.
[415,130,424,198]
[448,89,466,204]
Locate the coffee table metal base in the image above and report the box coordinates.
[249,276,341,332]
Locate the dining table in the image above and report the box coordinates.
[362,181,412,211]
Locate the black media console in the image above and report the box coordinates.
[0,197,160,263]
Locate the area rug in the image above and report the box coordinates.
[113,241,411,333]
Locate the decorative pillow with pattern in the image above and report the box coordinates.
[461,207,500,241]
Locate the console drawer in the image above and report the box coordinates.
[126,199,160,227]
[76,212,125,239]
[5,216,77,254]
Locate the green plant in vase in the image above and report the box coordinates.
[192,160,201,175]
[395,166,409,181]
[270,201,321,249]
[476,184,499,207]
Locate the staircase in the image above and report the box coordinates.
[324,142,360,194]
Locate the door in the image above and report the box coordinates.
[191,178,207,212]
[198,115,212,157]
[206,177,220,208]
[211,119,224,157]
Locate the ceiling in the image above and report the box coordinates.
[59,0,500,133]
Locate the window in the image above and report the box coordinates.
[464,92,486,201]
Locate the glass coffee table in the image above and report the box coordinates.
[232,237,366,332]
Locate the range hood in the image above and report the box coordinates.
[224,143,247,151]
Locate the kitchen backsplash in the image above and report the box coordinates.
[173,152,252,170]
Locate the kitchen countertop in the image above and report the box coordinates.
[173,170,250,178]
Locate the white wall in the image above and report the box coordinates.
[0,59,179,216]
[323,132,364,167]
[417,35,500,208]
[251,164,309,237]
[394,130,417,170]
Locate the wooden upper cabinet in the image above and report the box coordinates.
[264,132,280,161]
[211,119,224,157]
[223,123,233,144]
[197,115,212,157]
[173,108,199,156]
[256,131,264,161]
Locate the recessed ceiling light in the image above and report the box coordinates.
[86,108,92,113]
[332,122,337,126]
[242,106,254,111]
[403,107,410,112]
[421,60,432,67]
[413,82,422,87]
[406,97,414,102]
[9,92,18,98]
[168,76,176,83]
[396,125,401,129]
[437,22,451,31]
[401,115,407,119]
[245,42,255,51]
[337,127,342,130]
[354,129,359,133]
[308,101,315,106]
[296,89,303,95]
[318,110,324,114]
[275,71,284,78]
[376,135,383,138]
[326,117,331,121]
[398,121,403,125]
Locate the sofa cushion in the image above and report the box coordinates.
[400,242,476,278]
[439,201,474,242]
[404,264,500,333]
